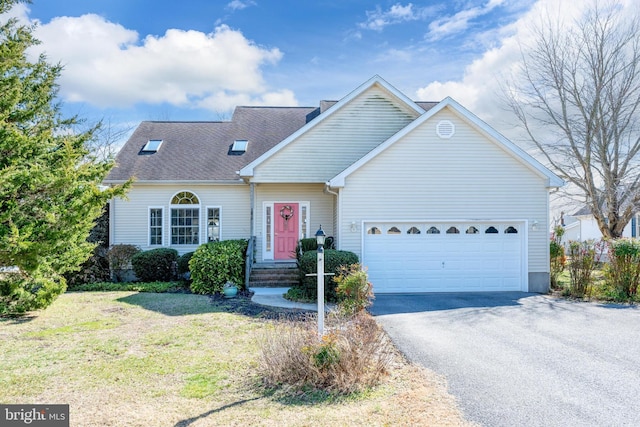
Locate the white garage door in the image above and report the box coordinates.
[363,221,526,293]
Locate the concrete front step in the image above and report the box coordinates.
[249,264,300,288]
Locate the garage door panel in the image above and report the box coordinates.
[364,221,525,293]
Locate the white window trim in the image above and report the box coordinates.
[148,206,165,246]
[205,205,222,243]
[170,190,201,246]
[262,201,310,261]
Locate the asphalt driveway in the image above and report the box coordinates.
[371,293,640,427]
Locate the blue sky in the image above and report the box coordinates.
[6,0,627,142]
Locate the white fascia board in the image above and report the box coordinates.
[238,75,424,178]
[329,97,564,188]
[103,179,246,185]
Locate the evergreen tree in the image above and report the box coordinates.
[0,0,129,315]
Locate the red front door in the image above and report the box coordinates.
[274,203,299,260]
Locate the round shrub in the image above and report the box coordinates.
[297,249,359,302]
[107,244,141,282]
[1,273,66,317]
[177,252,194,276]
[189,239,248,294]
[131,248,178,282]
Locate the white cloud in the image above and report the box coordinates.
[375,48,413,63]
[0,1,29,21]
[28,14,295,111]
[426,0,506,41]
[360,3,439,31]
[416,0,611,132]
[226,0,256,11]
[195,89,297,112]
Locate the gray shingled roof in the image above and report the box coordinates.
[105,106,318,182]
[105,101,438,183]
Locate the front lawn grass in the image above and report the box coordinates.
[0,292,471,426]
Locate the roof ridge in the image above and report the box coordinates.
[142,120,228,124]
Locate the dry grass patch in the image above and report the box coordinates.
[0,291,472,426]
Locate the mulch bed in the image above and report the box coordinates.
[208,289,311,320]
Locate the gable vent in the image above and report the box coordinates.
[436,120,455,139]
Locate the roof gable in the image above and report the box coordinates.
[328,97,564,188]
[238,75,425,178]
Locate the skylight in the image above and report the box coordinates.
[142,139,163,152]
[232,139,248,152]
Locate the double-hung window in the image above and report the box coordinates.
[149,207,163,245]
[207,207,221,242]
[170,191,200,245]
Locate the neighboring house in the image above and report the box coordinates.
[562,207,639,242]
[104,75,563,293]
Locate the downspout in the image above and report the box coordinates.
[249,182,255,241]
[324,183,340,249]
[109,196,115,246]
[245,182,255,289]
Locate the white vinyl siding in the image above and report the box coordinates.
[252,86,420,183]
[253,184,335,262]
[338,108,550,275]
[111,184,250,255]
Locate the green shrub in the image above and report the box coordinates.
[550,226,566,289]
[294,237,336,263]
[107,244,141,282]
[1,272,66,317]
[296,249,359,302]
[65,205,111,288]
[189,240,248,294]
[605,239,640,298]
[177,252,194,276]
[283,286,315,303]
[295,238,318,263]
[131,248,178,283]
[70,281,186,293]
[566,240,600,298]
[334,264,374,315]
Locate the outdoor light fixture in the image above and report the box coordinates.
[532,220,539,231]
[315,225,326,250]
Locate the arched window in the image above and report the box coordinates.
[465,226,479,234]
[426,226,440,234]
[387,226,401,234]
[485,226,499,234]
[367,227,381,235]
[446,226,460,234]
[505,226,518,234]
[171,191,199,205]
[407,226,421,234]
[170,191,200,245]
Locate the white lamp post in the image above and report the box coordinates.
[315,225,326,337]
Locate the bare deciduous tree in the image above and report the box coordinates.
[81,119,134,162]
[505,1,640,238]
